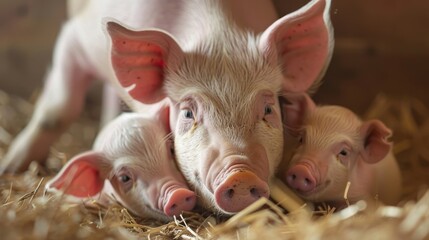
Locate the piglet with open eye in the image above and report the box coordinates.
[279,93,402,208]
[46,111,196,220]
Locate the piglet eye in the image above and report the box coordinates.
[264,105,273,115]
[339,149,348,156]
[337,149,351,166]
[120,175,131,183]
[116,168,134,192]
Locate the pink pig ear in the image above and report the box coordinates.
[106,21,184,104]
[259,0,334,93]
[281,93,316,135]
[46,151,109,198]
[360,120,393,164]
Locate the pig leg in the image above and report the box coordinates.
[100,84,121,128]
[1,21,94,173]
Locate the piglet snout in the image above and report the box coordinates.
[164,188,196,217]
[286,164,316,193]
[214,171,269,213]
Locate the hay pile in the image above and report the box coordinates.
[1,90,429,239]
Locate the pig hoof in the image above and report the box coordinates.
[214,171,269,213]
[164,189,196,216]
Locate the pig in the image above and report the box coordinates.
[278,93,402,208]
[2,0,334,215]
[46,112,196,220]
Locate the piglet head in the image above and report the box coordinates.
[45,149,195,221]
[281,93,393,203]
[46,115,196,220]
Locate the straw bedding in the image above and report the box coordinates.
[1,89,428,239]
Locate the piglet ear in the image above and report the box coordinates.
[281,93,316,136]
[360,120,393,164]
[154,100,171,133]
[106,21,184,104]
[45,151,109,198]
[259,0,334,93]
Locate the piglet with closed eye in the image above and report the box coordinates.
[46,112,196,220]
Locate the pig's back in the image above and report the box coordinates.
[69,0,277,80]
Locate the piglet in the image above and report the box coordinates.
[279,93,402,208]
[46,112,196,220]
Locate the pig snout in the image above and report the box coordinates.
[214,171,269,213]
[164,188,196,217]
[285,164,318,193]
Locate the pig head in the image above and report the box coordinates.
[46,113,196,220]
[105,0,334,214]
[280,93,402,207]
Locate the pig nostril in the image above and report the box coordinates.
[170,203,177,210]
[185,196,193,202]
[250,187,260,198]
[291,174,297,180]
[226,188,235,199]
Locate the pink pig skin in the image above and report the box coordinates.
[279,93,402,208]
[46,112,196,220]
[3,0,334,215]
[1,0,280,173]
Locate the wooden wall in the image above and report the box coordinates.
[1,0,428,115]
[0,0,67,99]
[275,0,429,114]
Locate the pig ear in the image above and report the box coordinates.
[106,21,184,104]
[45,151,110,198]
[259,0,334,93]
[154,100,171,133]
[280,93,316,135]
[360,120,393,164]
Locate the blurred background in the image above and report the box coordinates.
[0,0,428,115]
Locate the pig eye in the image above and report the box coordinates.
[119,175,130,182]
[116,168,134,192]
[264,105,273,115]
[339,149,348,156]
[337,149,351,166]
[182,109,194,119]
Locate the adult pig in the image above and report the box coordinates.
[3,0,334,214]
[279,93,402,208]
[46,112,196,220]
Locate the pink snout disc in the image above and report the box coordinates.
[214,170,269,214]
[286,164,316,193]
[164,188,196,216]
